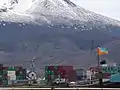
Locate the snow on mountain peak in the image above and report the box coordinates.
[0,0,120,29]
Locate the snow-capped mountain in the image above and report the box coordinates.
[0,0,18,11]
[0,0,120,29]
[1,0,120,70]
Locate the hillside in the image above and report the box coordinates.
[0,0,120,73]
[0,24,120,72]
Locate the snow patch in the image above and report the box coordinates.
[13,0,33,13]
[0,0,120,29]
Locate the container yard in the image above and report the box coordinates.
[0,64,27,87]
[0,63,120,88]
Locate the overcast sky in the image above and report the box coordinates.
[71,0,120,21]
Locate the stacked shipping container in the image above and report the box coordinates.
[0,64,3,86]
[15,67,26,80]
[0,64,27,86]
[45,65,76,83]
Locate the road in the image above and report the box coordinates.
[0,88,120,90]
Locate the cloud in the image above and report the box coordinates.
[71,0,120,21]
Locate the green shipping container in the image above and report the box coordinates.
[2,80,8,86]
[0,71,3,75]
[7,66,16,71]
[3,70,7,74]
[16,76,24,80]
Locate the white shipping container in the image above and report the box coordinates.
[7,71,16,80]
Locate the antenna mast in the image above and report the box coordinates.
[30,57,36,73]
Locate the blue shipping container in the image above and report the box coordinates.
[110,73,120,82]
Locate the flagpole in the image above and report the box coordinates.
[97,46,100,71]
[97,53,100,72]
[97,46,103,88]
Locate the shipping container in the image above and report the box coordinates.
[2,79,8,86]
[45,65,76,83]
[76,68,86,80]
[110,73,120,82]
[7,71,16,81]
[16,69,26,76]
[3,67,8,70]
[0,70,3,75]
[7,66,16,71]
[2,70,8,80]
[0,65,27,86]
[65,70,76,82]
[16,76,26,80]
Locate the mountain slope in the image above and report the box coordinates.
[0,0,120,72]
[0,0,120,27]
[0,24,119,71]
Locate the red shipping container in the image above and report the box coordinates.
[0,67,3,70]
[65,70,76,82]
[54,70,58,75]
[58,66,63,72]
[48,66,54,71]
[3,67,8,70]
[58,66,74,71]
[57,66,76,82]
